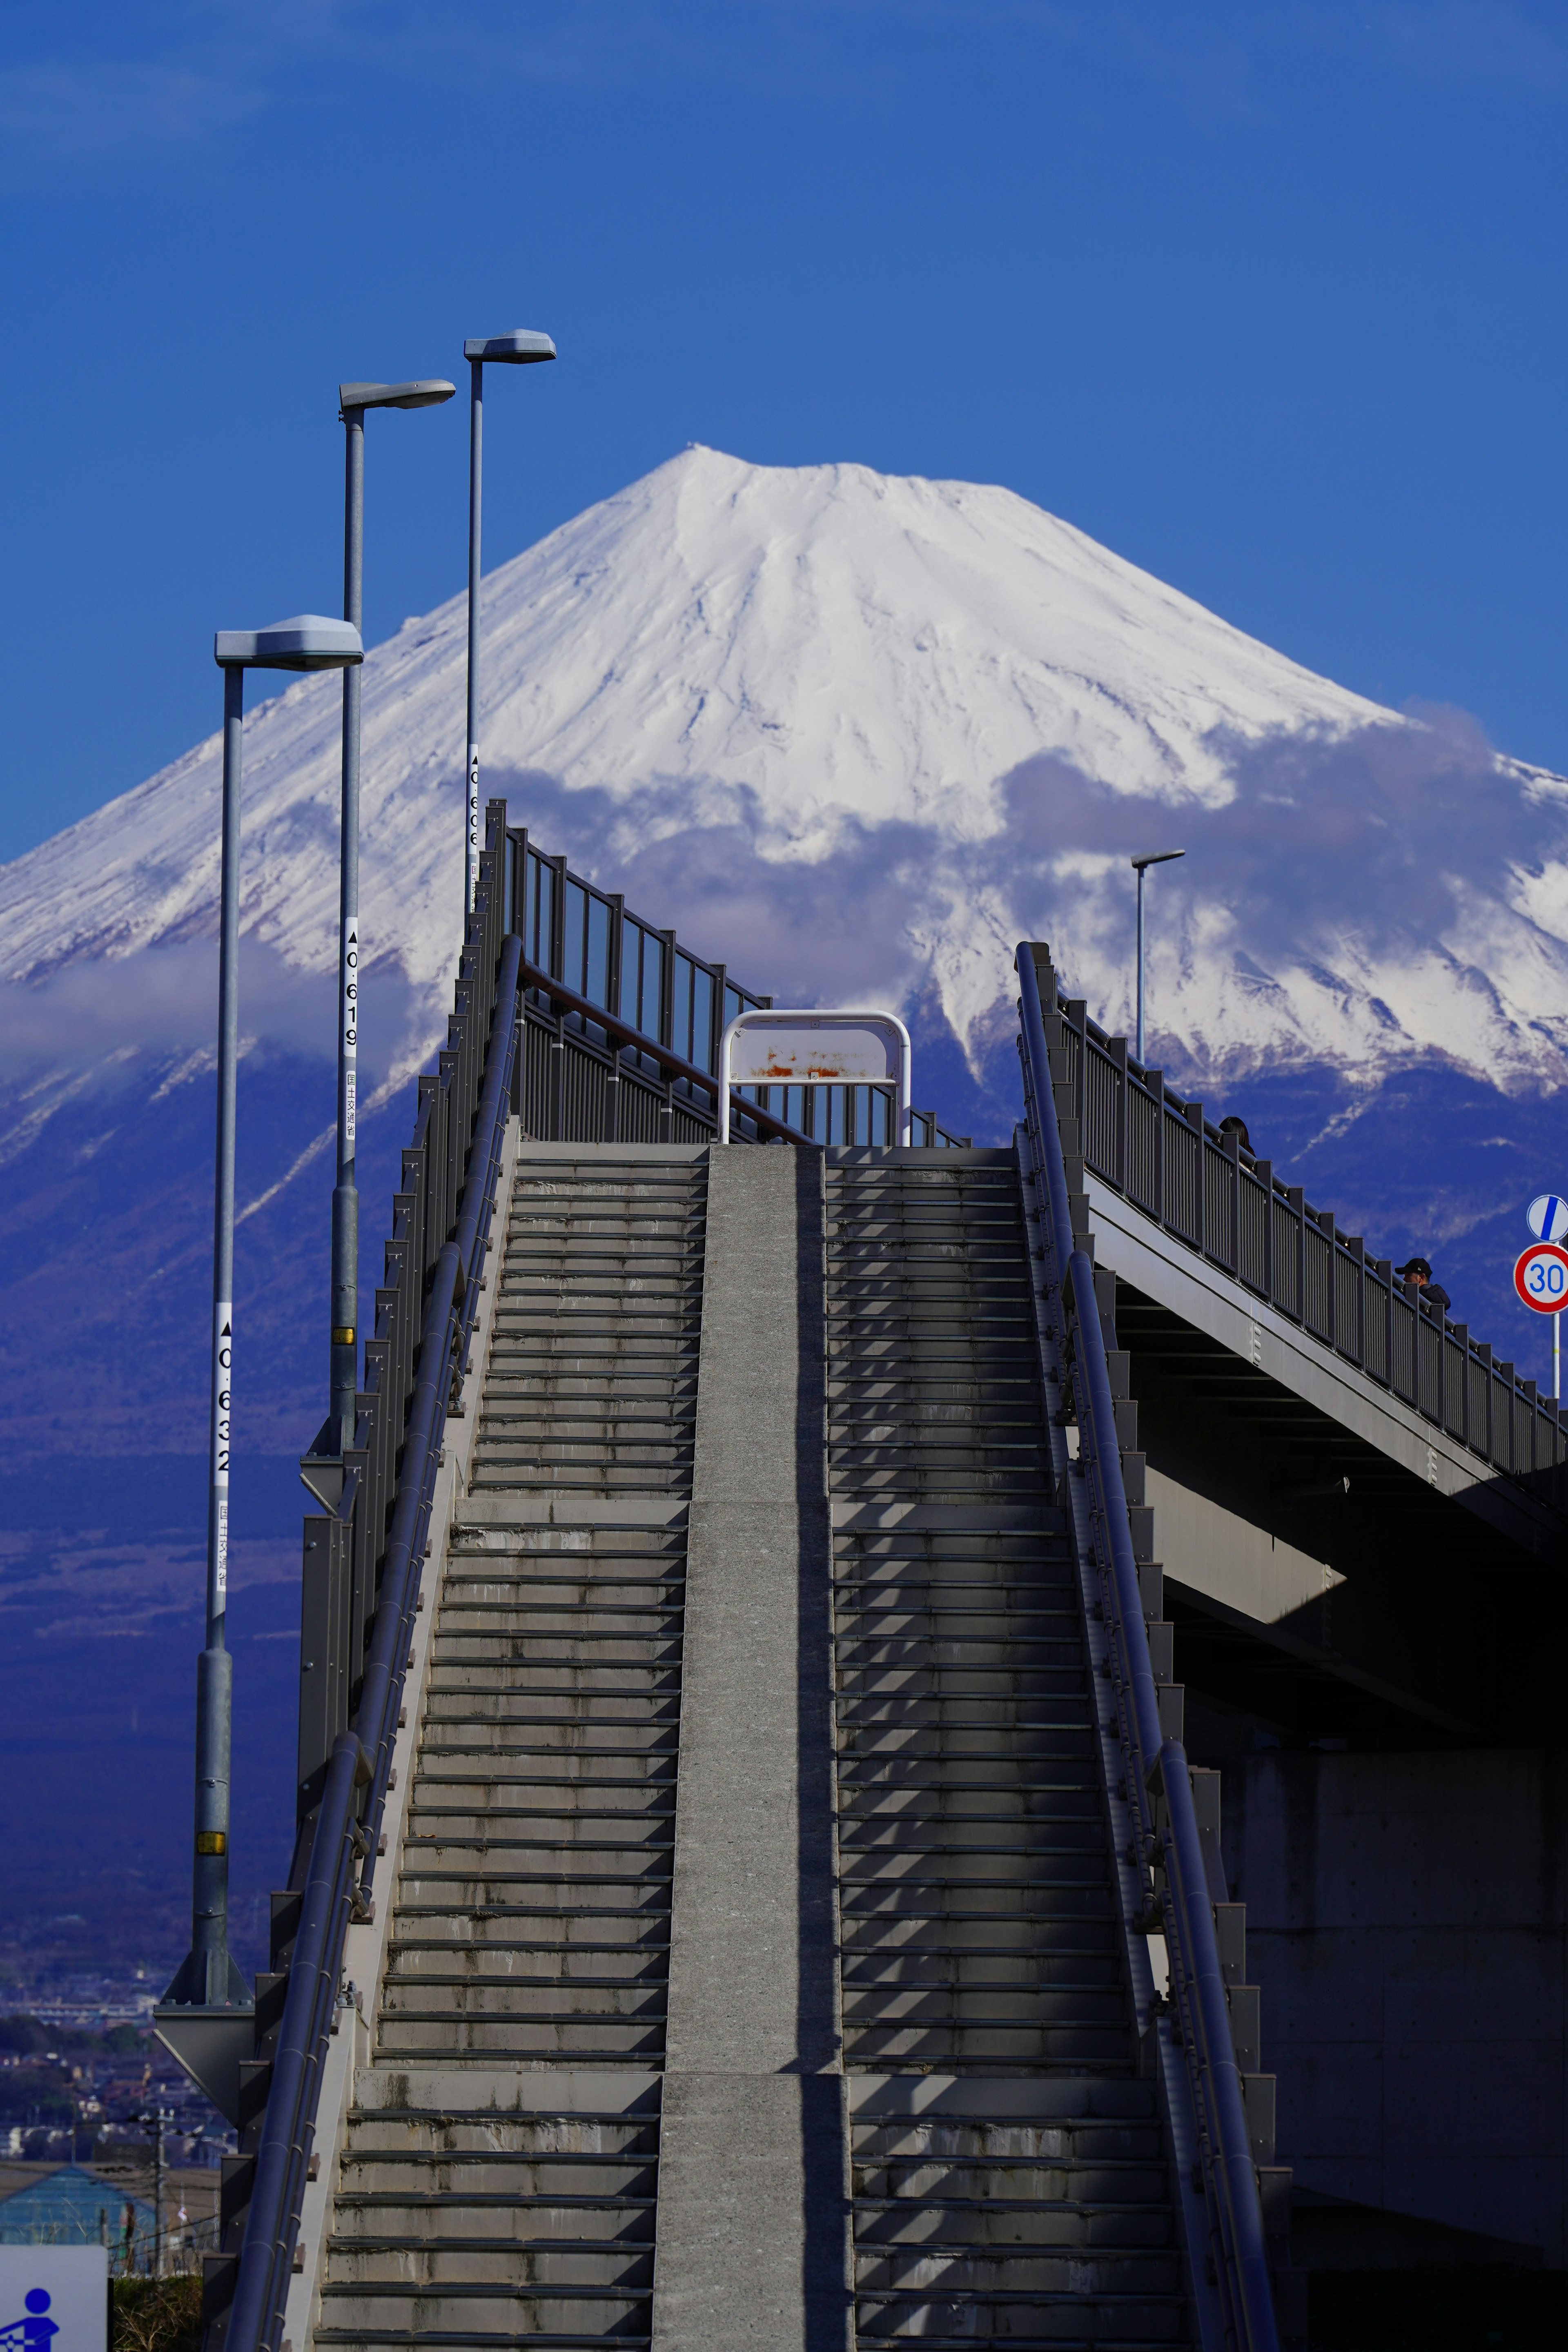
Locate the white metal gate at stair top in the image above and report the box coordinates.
[717,1007,912,1145]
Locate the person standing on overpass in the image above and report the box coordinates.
[1396,1255,1452,1314]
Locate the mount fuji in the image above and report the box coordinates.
[4,442,1566,1988]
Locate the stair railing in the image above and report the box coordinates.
[512,952,966,1149]
[505,823,969,1150]
[217,928,521,2352]
[1017,940,1282,2352]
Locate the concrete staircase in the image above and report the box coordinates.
[305,1137,1197,2351]
[825,1149,1191,2347]
[314,1146,706,2352]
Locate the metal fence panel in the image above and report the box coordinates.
[1165,1112,1199,1245]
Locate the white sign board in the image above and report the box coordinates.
[0,2246,108,2352]
[719,1009,912,1145]
[1526,1192,1568,1242]
[726,1016,901,1086]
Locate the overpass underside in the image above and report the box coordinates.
[1087,1185,1568,1756]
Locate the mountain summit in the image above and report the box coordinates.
[7,443,1564,1109]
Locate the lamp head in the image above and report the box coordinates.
[1130,849,1186,873]
[215,615,363,672]
[339,380,457,415]
[463,330,556,365]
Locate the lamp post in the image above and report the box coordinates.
[1131,848,1185,1065]
[155,617,362,2123]
[463,330,556,913]
[327,379,454,1455]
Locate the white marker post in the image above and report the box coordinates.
[717,1008,913,1146]
[1525,1193,1568,1399]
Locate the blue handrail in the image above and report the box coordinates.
[223,933,523,2352]
[1017,941,1281,2352]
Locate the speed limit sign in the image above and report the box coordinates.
[1514,1242,1568,1312]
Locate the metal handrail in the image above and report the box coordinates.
[1048,967,1565,1500]
[223,934,523,2352]
[1018,942,1281,2352]
[517,952,806,1143]
[517,952,963,1149]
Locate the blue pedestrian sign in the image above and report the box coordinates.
[0,2252,106,2352]
[1526,1193,1568,1242]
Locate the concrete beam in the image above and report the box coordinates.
[651,1144,851,2352]
[1146,1462,1343,1626]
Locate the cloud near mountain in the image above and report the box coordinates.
[2,441,1566,1131]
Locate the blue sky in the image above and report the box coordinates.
[1,1,1566,861]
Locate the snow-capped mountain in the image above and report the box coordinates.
[9,442,1568,1979]
[8,442,1566,1125]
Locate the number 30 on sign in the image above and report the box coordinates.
[1514,1242,1568,1312]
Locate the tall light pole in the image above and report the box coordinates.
[463,329,556,913]
[328,379,454,1455]
[156,617,362,2121]
[1131,849,1185,1065]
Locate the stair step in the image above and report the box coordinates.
[826,1154,1190,2347]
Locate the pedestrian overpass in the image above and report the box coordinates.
[183,805,1567,2352]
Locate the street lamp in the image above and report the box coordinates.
[463,329,556,913]
[1131,849,1185,1065]
[155,615,362,2127]
[326,379,455,1457]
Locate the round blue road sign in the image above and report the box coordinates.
[1526,1193,1568,1242]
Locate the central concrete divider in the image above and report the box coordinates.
[651,1144,851,2351]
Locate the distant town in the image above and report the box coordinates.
[0,2014,230,2169]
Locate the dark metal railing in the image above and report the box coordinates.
[1039,946,1566,1505]
[504,822,967,1151]
[511,953,961,1151]
[1018,944,1282,2352]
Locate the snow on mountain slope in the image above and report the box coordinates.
[2,443,1567,1117]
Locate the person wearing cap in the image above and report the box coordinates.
[1396,1255,1451,1314]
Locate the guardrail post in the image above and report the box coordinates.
[1152,1070,1166,1228]
[1450,1324,1469,1448]
[1287,1187,1305,1325]
[548,854,567,980]
[1435,1304,1448,1432]
[1065,996,1088,1136]
[1188,1102,1205,1258]
[1523,1376,1539,1478]
[1111,1033,1128,1192]
[1225,1122,1241,1275]
[550,1011,566,1140]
